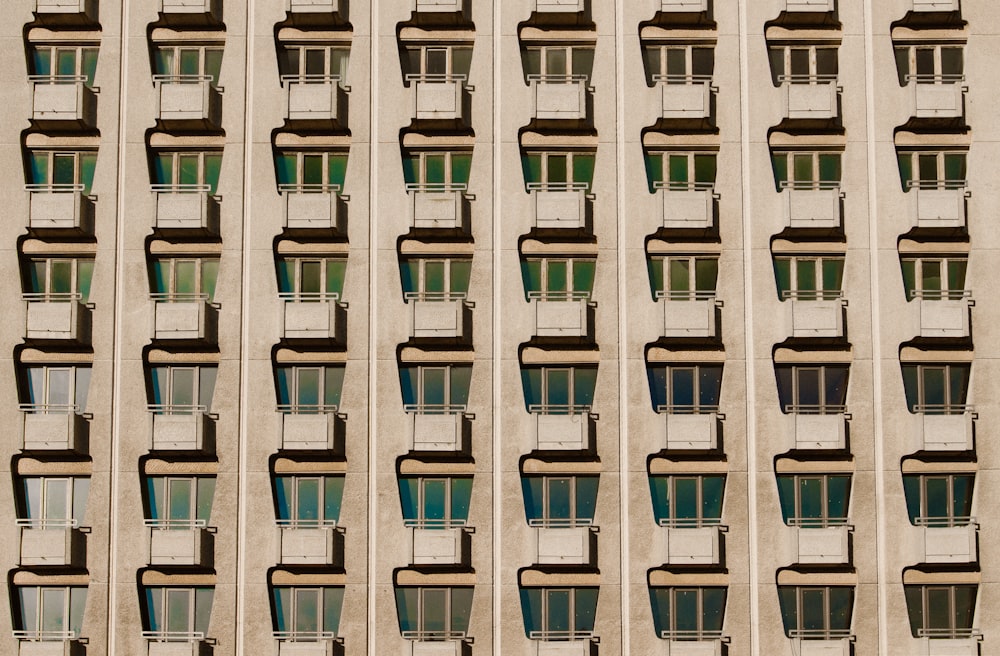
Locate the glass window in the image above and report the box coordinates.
[272,587,344,639]
[30,44,99,87]
[400,258,472,301]
[897,151,967,191]
[275,366,344,412]
[395,587,473,639]
[775,365,849,414]
[521,151,596,192]
[399,365,472,412]
[776,474,851,528]
[521,476,599,527]
[773,256,844,301]
[771,152,841,192]
[402,151,473,190]
[519,587,598,640]
[22,365,90,414]
[398,477,472,528]
[894,44,964,86]
[647,255,718,300]
[150,258,218,302]
[905,585,977,639]
[649,587,727,640]
[19,476,89,528]
[276,257,346,301]
[643,152,716,194]
[520,258,596,301]
[903,474,974,528]
[768,46,839,85]
[15,586,87,638]
[279,44,350,83]
[144,587,214,637]
[521,366,598,413]
[148,365,217,414]
[900,257,968,301]
[522,46,594,81]
[405,45,473,81]
[901,364,970,414]
[778,586,854,639]
[153,45,224,86]
[648,475,724,528]
[145,476,215,528]
[646,365,723,414]
[27,150,98,195]
[24,257,94,303]
[274,151,349,192]
[641,45,714,86]
[151,151,223,195]
[274,475,344,528]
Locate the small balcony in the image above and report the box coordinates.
[530,183,589,230]
[18,521,85,567]
[283,185,345,231]
[21,406,88,452]
[276,638,341,656]
[30,77,96,126]
[660,0,709,11]
[787,410,847,450]
[536,0,585,12]
[533,524,596,566]
[408,294,469,339]
[785,294,846,338]
[914,407,975,451]
[288,0,340,14]
[279,522,342,565]
[27,186,93,233]
[533,639,595,656]
[152,295,217,341]
[153,186,220,233]
[783,184,842,229]
[150,406,212,452]
[530,294,593,338]
[143,635,212,656]
[284,76,347,123]
[410,525,470,565]
[409,184,469,230]
[911,78,965,119]
[13,635,86,656]
[407,75,469,122]
[25,295,89,342]
[281,294,346,341]
[791,637,853,656]
[661,409,720,451]
[279,407,343,451]
[784,0,835,12]
[910,184,968,228]
[918,635,982,656]
[154,76,221,126]
[407,406,469,452]
[662,523,724,566]
[415,0,463,11]
[783,78,839,120]
[921,521,977,564]
[410,642,466,656]
[531,406,595,451]
[794,523,851,565]
[159,0,219,17]
[659,292,719,338]
[657,183,715,229]
[657,76,712,120]
[915,295,972,338]
[912,0,960,11]
[147,521,214,566]
[34,0,96,17]
[662,637,724,655]
[530,76,589,121]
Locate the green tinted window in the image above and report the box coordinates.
[644,152,663,193]
[275,154,297,186]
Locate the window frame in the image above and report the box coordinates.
[894,44,964,85]
[400,476,468,529]
[522,257,595,302]
[23,257,94,303]
[777,364,849,415]
[18,476,88,529]
[152,44,223,86]
[402,365,466,414]
[274,150,348,194]
[771,151,842,191]
[522,151,596,193]
[22,365,90,415]
[900,256,969,301]
[274,475,342,528]
[649,586,727,640]
[768,45,839,85]
[642,44,715,86]
[528,476,588,528]
[645,151,718,192]
[653,364,723,415]
[905,473,975,528]
[897,150,967,191]
[143,586,213,640]
[279,44,350,86]
[28,43,99,87]
[649,474,725,528]
[151,150,223,194]
[402,150,472,193]
[396,586,472,640]
[401,257,471,302]
[523,45,594,84]
[145,475,209,529]
[648,254,719,300]
[773,255,845,301]
[14,585,86,640]
[276,257,346,302]
[148,365,216,416]
[779,586,855,640]
[150,257,219,303]
[903,363,971,415]
[404,45,471,84]
[778,474,851,528]
[26,150,97,195]
[905,585,978,639]
[275,365,343,414]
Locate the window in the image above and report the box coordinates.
[402,150,472,191]
[773,255,844,301]
[14,586,87,640]
[521,151,596,192]
[24,257,94,303]
[277,257,346,301]
[648,475,724,528]
[767,45,838,86]
[771,151,841,192]
[150,258,218,303]
[400,258,471,302]
[643,152,716,194]
[776,474,851,528]
[275,151,348,193]
[279,44,350,84]
[272,587,344,640]
[520,258,596,302]
[395,587,473,640]
[148,365,217,415]
[647,255,718,300]
[22,365,91,415]
[649,587,726,640]
[400,365,472,413]
[894,44,963,86]
[519,587,598,640]
[151,151,223,195]
[144,476,215,528]
[903,474,974,528]
[18,477,89,528]
[641,44,714,86]
[901,364,970,414]
[901,257,968,301]
[275,366,345,413]
[153,45,223,86]
[778,586,854,639]
[897,151,966,191]
[404,45,473,83]
[647,365,723,414]
[27,150,97,195]
[904,585,977,639]
[521,366,598,414]
[522,45,595,82]
[29,44,99,87]
[775,365,849,414]
[521,476,598,528]
[143,587,213,640]
[399,477,472,528]
[275,475,344,528]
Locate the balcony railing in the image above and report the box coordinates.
[149,404,212,452]
[24,293,89,341]
[21,404,88,452]
[408,183,469,229]
[536,0,586,12]
[529,75,589,121]
[34,0,96,16]
[283,75,346,123]
[287,0,341,14]
[528,182,590,229]
[154,75,221,126]
[30,76,96,126]
[913,405,975,451]
[907,180,968,228]
[153,185,220,232]
[160,0,219,15]
[784,0,835,12]
[911,0,961,11]
[27,184,92,232]
[415,0,463,11]
[530,404,595,451]
[407,74,469,121]
[660,0,709,11]
[656,181,716,229]
[781,181,842,229]
[781,75,839,120]
[655,75,713,120]
[406,404,469,451]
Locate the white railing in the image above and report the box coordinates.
[148,403,209,416]
[787,517,850,529]
[13,630,78,641]
[781,289,843,300]
[404,404,468,415]
[143,518,207,529]
[529,631,594,641]
[405,291,467,302]
[788,629,853,639]
[19,403,82,415]
[658,517,723,528]
[279,183,342,194]
[403,518,466,528]
[657,403,720,415]
[401,630,467,641]
[274,631,338,641]
[277,403,340,414]
[526,181,589,193]
[784,404,847,415]
[16,517,78,528]
[142,631,205,642]
[528,518,593,528]
[528,403,592,415]
[916,515,975,528]
[912,403,974,416]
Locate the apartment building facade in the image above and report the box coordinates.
[1,0,997,655]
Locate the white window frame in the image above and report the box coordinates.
[276,478,336,528]
[658,365,721,415]
[901,256,969,300]
[22,365,89,415]
[897,44,965,84]
[404,258,468,301]
[653,254,719,300]
[405,45,468,83]
[406,477,462,528]
[770,45,839,84]
[153,45,223,82]
[404,150,469,192]
[528,476,585,528]
[908,363,969,414]
[524,151,591,192]
[530,588,589,640]
[524,257,593,301]
[27,150,95,192]
[280,44,350,85]
[276,365,339,414]
[29,44,99,86]
[774,255,845,300]
[277,257,343,301]
[912,586,979,639]
[773,151,842,190]
[276,151,345,194]
[785,586,853,639]
[900,150,967,190]
[150,257,217,303]
[149,365,213,416]
[649,151,717,191]
[146,476,205,529]
[914,474,974,528]
[783,474,850,528]
[656,587,726,640]
[644,44,714,84]
[525,45,593,81]
[15,586,76,640]
[784,365,847,414]
[24,257,93,303]
[657,475,724,528]
[145,587,200,640]
[19,477,77,529]
[151,151,220,193]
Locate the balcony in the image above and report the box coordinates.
[143,636,212,656]
[915,295,972,338]
[152,295,217,341]
[407,75,469,121]
[919,635,982,656]
[18,521,85,567]
[14,636,86,656]
[279,408,342,450]
[34,0,96,17]
[279,522,342,565]
[910,184,968,228]
[147,522,213,566]
[415,0,463,11]
[912,0,960,11]
[288,0,340,14]
[407,406,469,451]
[657,77,712,120]
[791,637,853,656]
[21,406,87,452]
[533,640,595,656]
[411,643,465,656]
[659,292,719,338]
[533,525,595,565]
[284,76,347,123]
[784,0,835,11]
[783,184,842,229]
[283,185,345,231]
[27,186,93,233]
[787,410,847,450]
[159,0,219,17]
[662,637,724,655]
[150,406,212,452]
[531,407,595,451]
[911,78,965,119]
[410,525,469,565]
[921,522,977,564]
[914,408,975,451]
[530,76,589,121]
[794,523,851,564]
[531,294,593,338]
[530,184,589,229]
[281,294,346,341]
[408,294,469,339]
[154,77,221,127]
[783,78,839,120]
[657,183,715,229]
[660,0,709,11]
[662,524,723,566]
[662,409,720,451]
[785,295,845,338]
[536,0,585,11]
[409,184,469,230]
[276,638,340,656]
[25,295,89,341]
[153,186,220,233]
[30,77,96,126]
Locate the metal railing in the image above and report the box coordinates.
[526,181,589,193]
[778,74,838,85]
[29,74,89,86]
[917,628,981,639]
[405,182,468,193]
[153,74,216,87]
[26,183,86,193]
[280,73,344,88]
[905,179,967,191]
[404,403,468,415]
[405,518,467,528]
[788,629,853,639]
[658,517,724,528]
[906,74,965,84]
[528,517,593,528]
[916,515,976,528]
[405,73,468,84]
[911,403,974,416]
[527,290,591,301]
[655,290,716,301]
[657,404,720,415]
[781,289,843,300]
[19,403,81,415]
[16,517,78,528]
[13,630,78,641]
[909,289,971,300]
[279,291,341,302]
[150,292,210,303]
[279,182,342,194]
[779,180,841,191]
[653,180,715,192]
[401,630,467,641]
[276,518,338,528]
[405,291,467,302]
[528,631,594,641]
[783,404,847,415]
[276,403,339,415]
[144,518,207,529]
[147,403,208,416]
[659,629,725,640]
[527,73,590,85]
[528,403,592,415]
[151,183,213,194]
[788,517,851,528]
[652,74,713,85]
[273,630,338,641]
[142,630,205,642]
[23,291,83,303]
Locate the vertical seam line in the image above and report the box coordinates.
[368,0,379,652]
[491,0,502,653]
